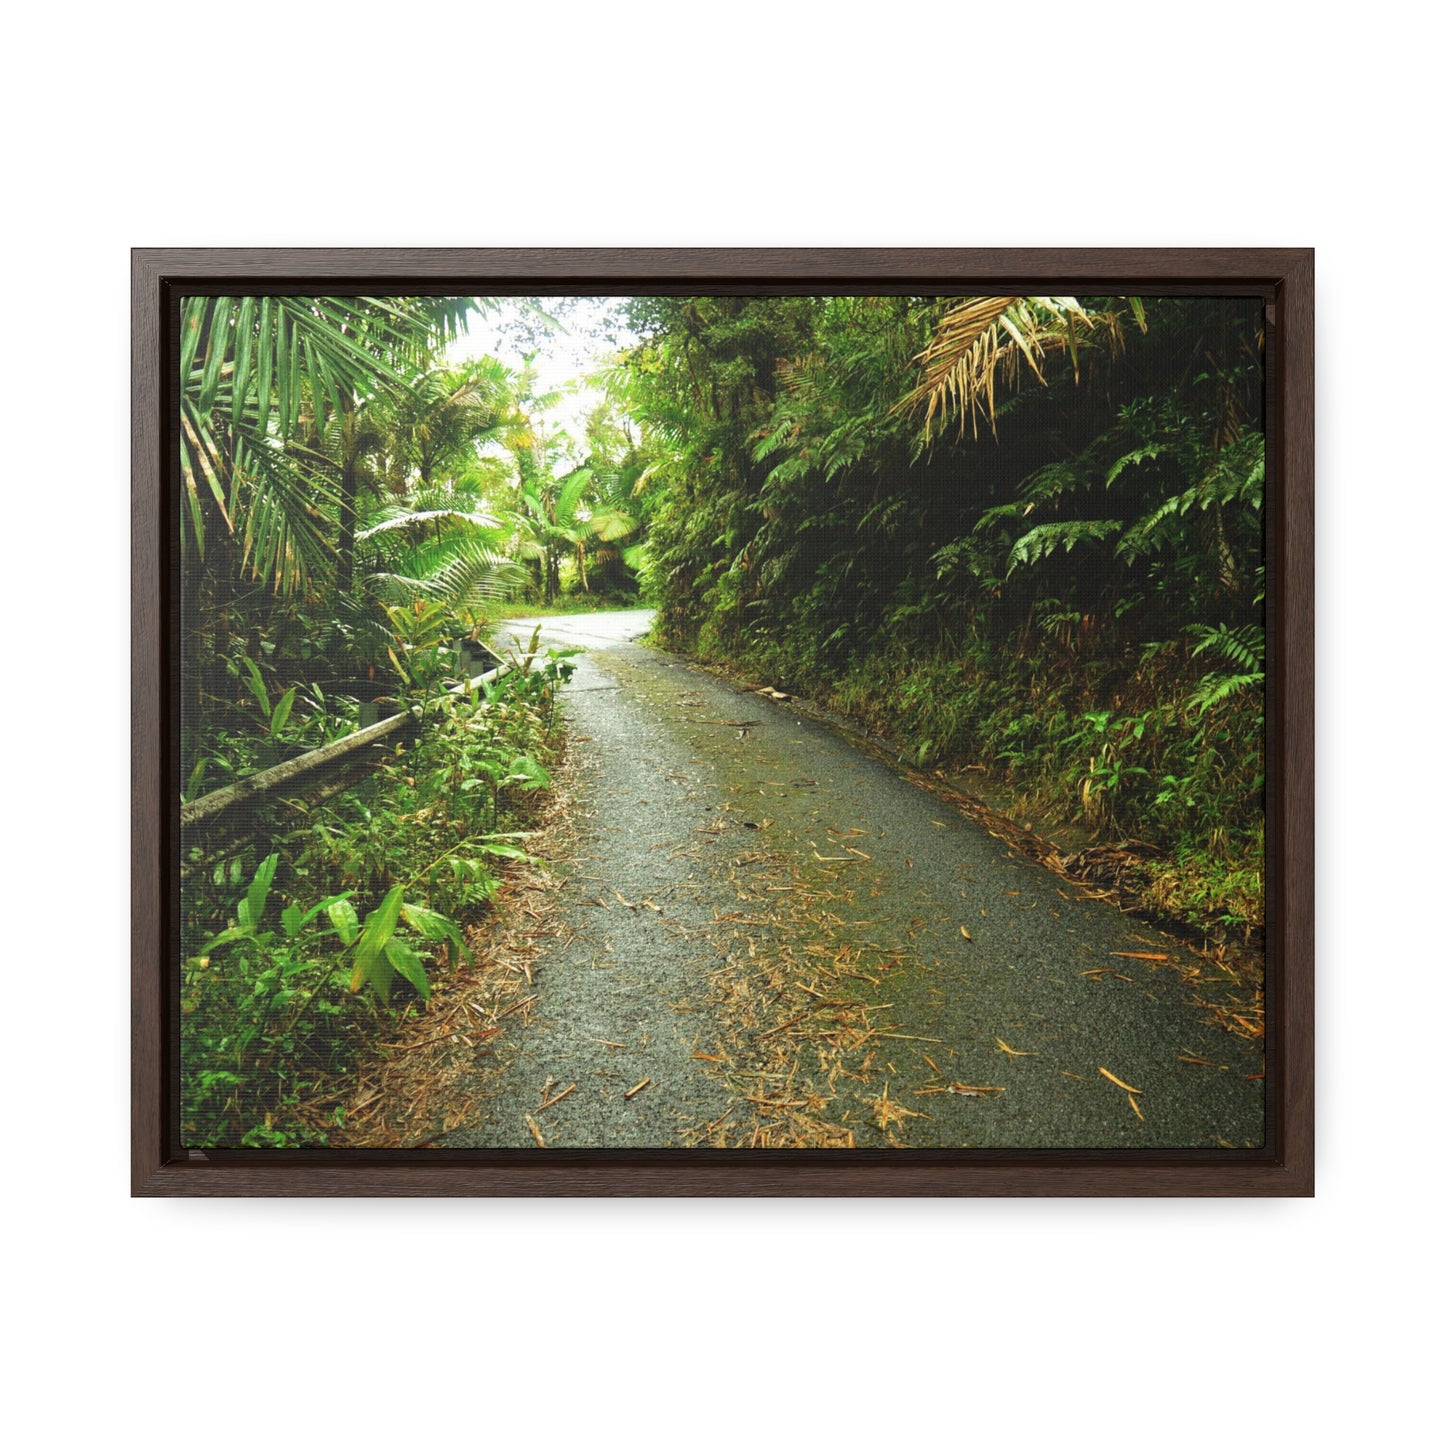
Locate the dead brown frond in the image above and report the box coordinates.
[897,296,1134,443]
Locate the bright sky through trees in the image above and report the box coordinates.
[446,296,636,453]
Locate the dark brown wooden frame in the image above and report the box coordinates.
[133,248,1313,1196]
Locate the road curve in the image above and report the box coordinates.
[440,610,1264,1150]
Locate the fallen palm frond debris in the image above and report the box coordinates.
[673,817,1005,1149]
[536,1081,576,1112]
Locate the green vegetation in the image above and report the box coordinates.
[490,595,646,620]
[616,295,1265,931]
[177,290,1267,1145]
[180,297,645,796]
[178,293,617,1146]
[182,638,576,1147]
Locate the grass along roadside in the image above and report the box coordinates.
[488,593,644,621]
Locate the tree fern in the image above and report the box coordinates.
[1188,621,1264,672]
[1104,443,1168,489]
[367,534,524,610]
[357,506,503,541]
[1021,461,1091,503]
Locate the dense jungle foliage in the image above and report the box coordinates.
[616,294,1265,930]
[176,291,1266,1144]
[178,296,631,1145]
[179,296,641,799]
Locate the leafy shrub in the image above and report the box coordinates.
[180,653,573,1147]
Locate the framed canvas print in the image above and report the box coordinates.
[132,248,1313,1195]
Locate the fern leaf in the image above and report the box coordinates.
[1021,461,1087,502]
[1007,519,1123,574]
[1105,444,1168,488]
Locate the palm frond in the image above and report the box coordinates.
[179,296,477,587]
[356,507,502,541]
[899,296,1136,442]
[589,506,638,543]
[232,440,339,594]
[368,535,525,609]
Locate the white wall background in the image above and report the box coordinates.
[3,3,1434,1439]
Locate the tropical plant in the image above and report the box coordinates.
[514,464,598,599]
[619,292,1267,924]
[899,294,1144,442]
[179,295,476,592]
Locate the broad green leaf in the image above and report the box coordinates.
[198,302,228,412]
[383,939,431,1000]
[199,925,251,954]
[179,297,208,383]
[182,472,206,558]
[349,885,405,996]
[400,902,470,960]
[246,853,279,928]
[270,685,296,737]
[327,898,359,946]
[349,944,392,1001]
[240,655,270,716]
[280,902,303,938]
[277,310,292,437]
[303,335,335,428]
[184,755,208,803]
[298,890,355,928]
[286,318,302,436]
[256,296,273,418]
[231,296,256,428]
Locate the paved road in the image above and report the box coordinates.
[441,610,1264,1150]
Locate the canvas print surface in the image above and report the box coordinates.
[178,294,1266,1149]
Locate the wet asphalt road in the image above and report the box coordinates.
[441,610,1264,1151]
